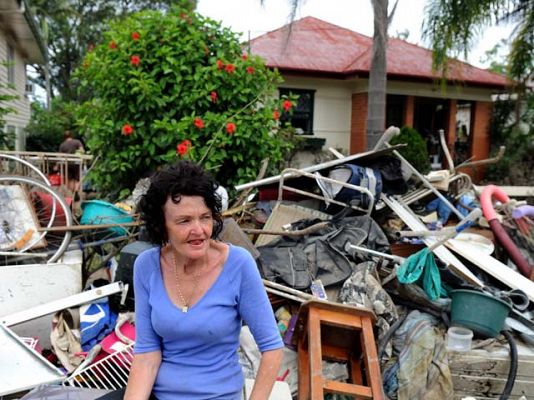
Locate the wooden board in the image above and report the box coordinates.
[446,239,534,303]
[449,341,534,399]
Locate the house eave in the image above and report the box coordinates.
[0,0,47,64]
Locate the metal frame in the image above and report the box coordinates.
[278,168,375,215]
[0,175,72,263]
[2,282,126,326]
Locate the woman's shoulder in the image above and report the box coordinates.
[227,244,255,263]
[134,246,160,275]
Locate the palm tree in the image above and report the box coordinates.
[263,0,397,150]
[423,0,533,83]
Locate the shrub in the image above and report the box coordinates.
[389,125,430,174]
[26,99,78,152]
[75,2,295,199]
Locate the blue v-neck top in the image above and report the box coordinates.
[133,245,283,399]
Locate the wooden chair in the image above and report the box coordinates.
[294,300,383,399]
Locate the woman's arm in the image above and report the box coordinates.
[249,348,283,400]
[124,350,162,400]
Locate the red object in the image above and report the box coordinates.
[481,185,533,279]
[272,110,280,120]
[109,41,117,50]
[48,173,62,186]
[176,139,191,156]
[282,100,292,112]
[224,63,235,73]
[246,66,254,74]
[226,122,236,135]
[131,31,140,40]
[216,59,224,69]
[122,124,134,135]
[193,117,205,129]
[31,191,72,226]
[241,53,248,61]
[210,91,218,103]
[249,16,509,89]
[130,55,141,66]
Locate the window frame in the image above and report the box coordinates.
[279,87,316,135]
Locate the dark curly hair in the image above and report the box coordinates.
[137,160,223,246]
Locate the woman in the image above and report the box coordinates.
[124,161,283,399]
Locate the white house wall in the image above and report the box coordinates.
[280,75,497,152]
[279,76,354,153]
[1,30,32,150]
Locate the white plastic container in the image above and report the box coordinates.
[447,326,473,352]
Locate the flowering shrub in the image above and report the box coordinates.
[75,1,295,197]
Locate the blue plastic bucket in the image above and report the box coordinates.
[80,200,134,236]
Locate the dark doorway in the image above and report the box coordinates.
[413,97,449,168]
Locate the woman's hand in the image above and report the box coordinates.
[124,351,162,400]
[249,348,284,400]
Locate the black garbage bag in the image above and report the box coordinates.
[257,215,390,289]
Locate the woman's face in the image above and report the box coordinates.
[163,195,213,260]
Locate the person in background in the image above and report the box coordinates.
[59,130,84,154]
[120,160,283,399]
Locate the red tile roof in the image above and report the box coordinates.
[249,16,509,89]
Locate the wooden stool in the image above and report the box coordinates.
[294,300,383,399]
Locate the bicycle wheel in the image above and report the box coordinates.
[0,176,72,264]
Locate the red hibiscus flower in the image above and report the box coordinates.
[131,32,140,41]
[210,91,218,103]
[176,139,192,156]
[109,41,117,50]
[194,117,205,129]
[283,99,293,112]
[216,59,224,70]
[241,54,248,61]
[130,55,141,66]
[122,124,134,136]
[225,63,235,73]
[273,110,280,120]
[226,122,236,135]
[246,66,254,74]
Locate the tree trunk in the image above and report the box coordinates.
[366,0,388,150]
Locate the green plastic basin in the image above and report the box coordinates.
[450,289,512,338]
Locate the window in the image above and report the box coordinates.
[279,88,315,134]
[7,45,15,85]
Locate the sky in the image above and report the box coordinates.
[196,0,513,69]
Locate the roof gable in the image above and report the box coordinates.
[249,16,509,88]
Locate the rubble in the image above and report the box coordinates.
[1,130,534,399]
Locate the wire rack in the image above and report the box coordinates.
[62,343,134,390]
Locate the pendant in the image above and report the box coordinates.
[181,306,188,313]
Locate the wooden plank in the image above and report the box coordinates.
[449,353,534,379]
[446,239,534,303]
[451,374,533,397]
[323,380,373,398]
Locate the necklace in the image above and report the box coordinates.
[172,253,199,313]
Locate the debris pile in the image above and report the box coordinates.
[1,127,534,399]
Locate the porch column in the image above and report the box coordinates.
[403,95,414,127]
[350,93,367,153]
[444,99,457,169]
[470,101,492,181]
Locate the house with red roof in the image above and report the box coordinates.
[249,16,510,169]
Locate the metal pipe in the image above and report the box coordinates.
[384,142,464,219]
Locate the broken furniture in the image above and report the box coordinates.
[294,300,383,399]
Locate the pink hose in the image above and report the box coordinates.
[480,185,533,279]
